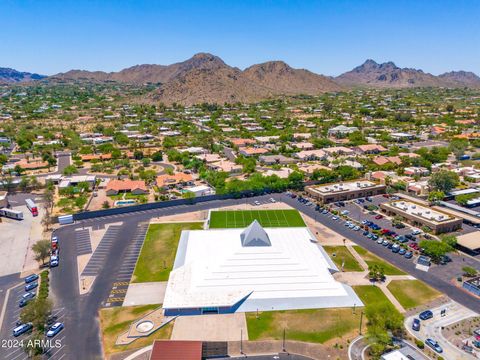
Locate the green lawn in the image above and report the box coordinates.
[353,246,406,275]
[209,209,305,228]
[99,304,173,356]
[132,222,203,283]
[387,280,441,309]
[246,308,363,343]
[323,246,364,272]
[353,285,393,308]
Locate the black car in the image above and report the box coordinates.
[24,274,39,284]
[419,310,433,320]
[25,282,38,292]
[412,318,421,331]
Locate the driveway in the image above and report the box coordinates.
[405,301,477,360]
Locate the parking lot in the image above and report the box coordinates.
[0,283,68,360]
[74,228,92,256]
[104,222,149,307]
[81,225,122,277]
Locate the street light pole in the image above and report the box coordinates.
[359,311,364,335]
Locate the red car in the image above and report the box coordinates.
[381,229,390,234]
[382,194,390,198]
[375,215,383,219]
[409,243,420,250]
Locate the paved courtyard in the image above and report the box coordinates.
[171,313,248,341]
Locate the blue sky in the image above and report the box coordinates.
[1,0,479,76]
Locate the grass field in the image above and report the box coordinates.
[209,209,305,228]
[387,280,441,309]
[132,222,203,283]
[99,304,173,356]
[353,285,393,308]
[246,308,363,344]
[353,246,406,275]
[323,246,364,272]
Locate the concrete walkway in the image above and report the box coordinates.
[346,245,369,270]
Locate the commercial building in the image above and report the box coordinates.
[380,200,462,234]
[163,221,362,316]
[306,180,386,204]
[463,277,480,297]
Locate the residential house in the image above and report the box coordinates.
[106,179,148,195]
[156,173,194,189]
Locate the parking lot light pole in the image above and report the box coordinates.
[359,311,364,335]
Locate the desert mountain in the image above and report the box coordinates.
[0,67,46,83]
[335,59,446,88]
[8,55,480,104]
[438,71,480,88]
[243,61,342,94]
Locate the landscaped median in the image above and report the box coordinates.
[131,222,203,283]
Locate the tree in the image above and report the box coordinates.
[365,302,404,356]
[32,240,51,265]
[368,264,385,282]
[62,165,78,176]
[419,240,452,262]
[462,266,478,277]
[182,191,196,202]
[151,151,163,162]
[21,296,52,332]
[449,139,469,159]
[440,234,457,248]
[428,190,445,202]
[428,170,459,193]
[102,200,110,209]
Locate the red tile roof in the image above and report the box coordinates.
[106,179,147,192]
[149,340,202,360]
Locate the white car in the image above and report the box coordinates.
[269,198,276,203]
[254,201,261,206]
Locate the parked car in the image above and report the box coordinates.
[425,338,443,353]
[377,238,384,244]
[269,198,276,203]
[13,322,33,337]
[19,292,36,307]
[398,248,407,255]
[332,216,339,221]
[341,210,350,215]
[412,318,421,331]
[254,201,261,206]
[24,274,39,284]
[50,255,59,267]
[25,282,38,292]
[353,226,360,231]
[419,310,433,320]
[46,322,64,337]
[404,251,413,259]
[392,244,400,253]
[51,235,59,250]
[374,215,383,219]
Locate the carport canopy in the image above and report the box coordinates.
[457,232,480,251]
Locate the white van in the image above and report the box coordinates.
[13,323,32,337]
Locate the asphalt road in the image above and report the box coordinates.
[48,192,480,360]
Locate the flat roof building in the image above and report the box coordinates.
[163,221,362,316]
[380,200,462,234]
[306,180,386,204]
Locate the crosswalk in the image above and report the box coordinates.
[82,225,122,276]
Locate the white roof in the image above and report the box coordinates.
[163,226,362,312]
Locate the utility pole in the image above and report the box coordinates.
[282,328,286,352]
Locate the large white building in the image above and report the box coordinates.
[163,220,362,316]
